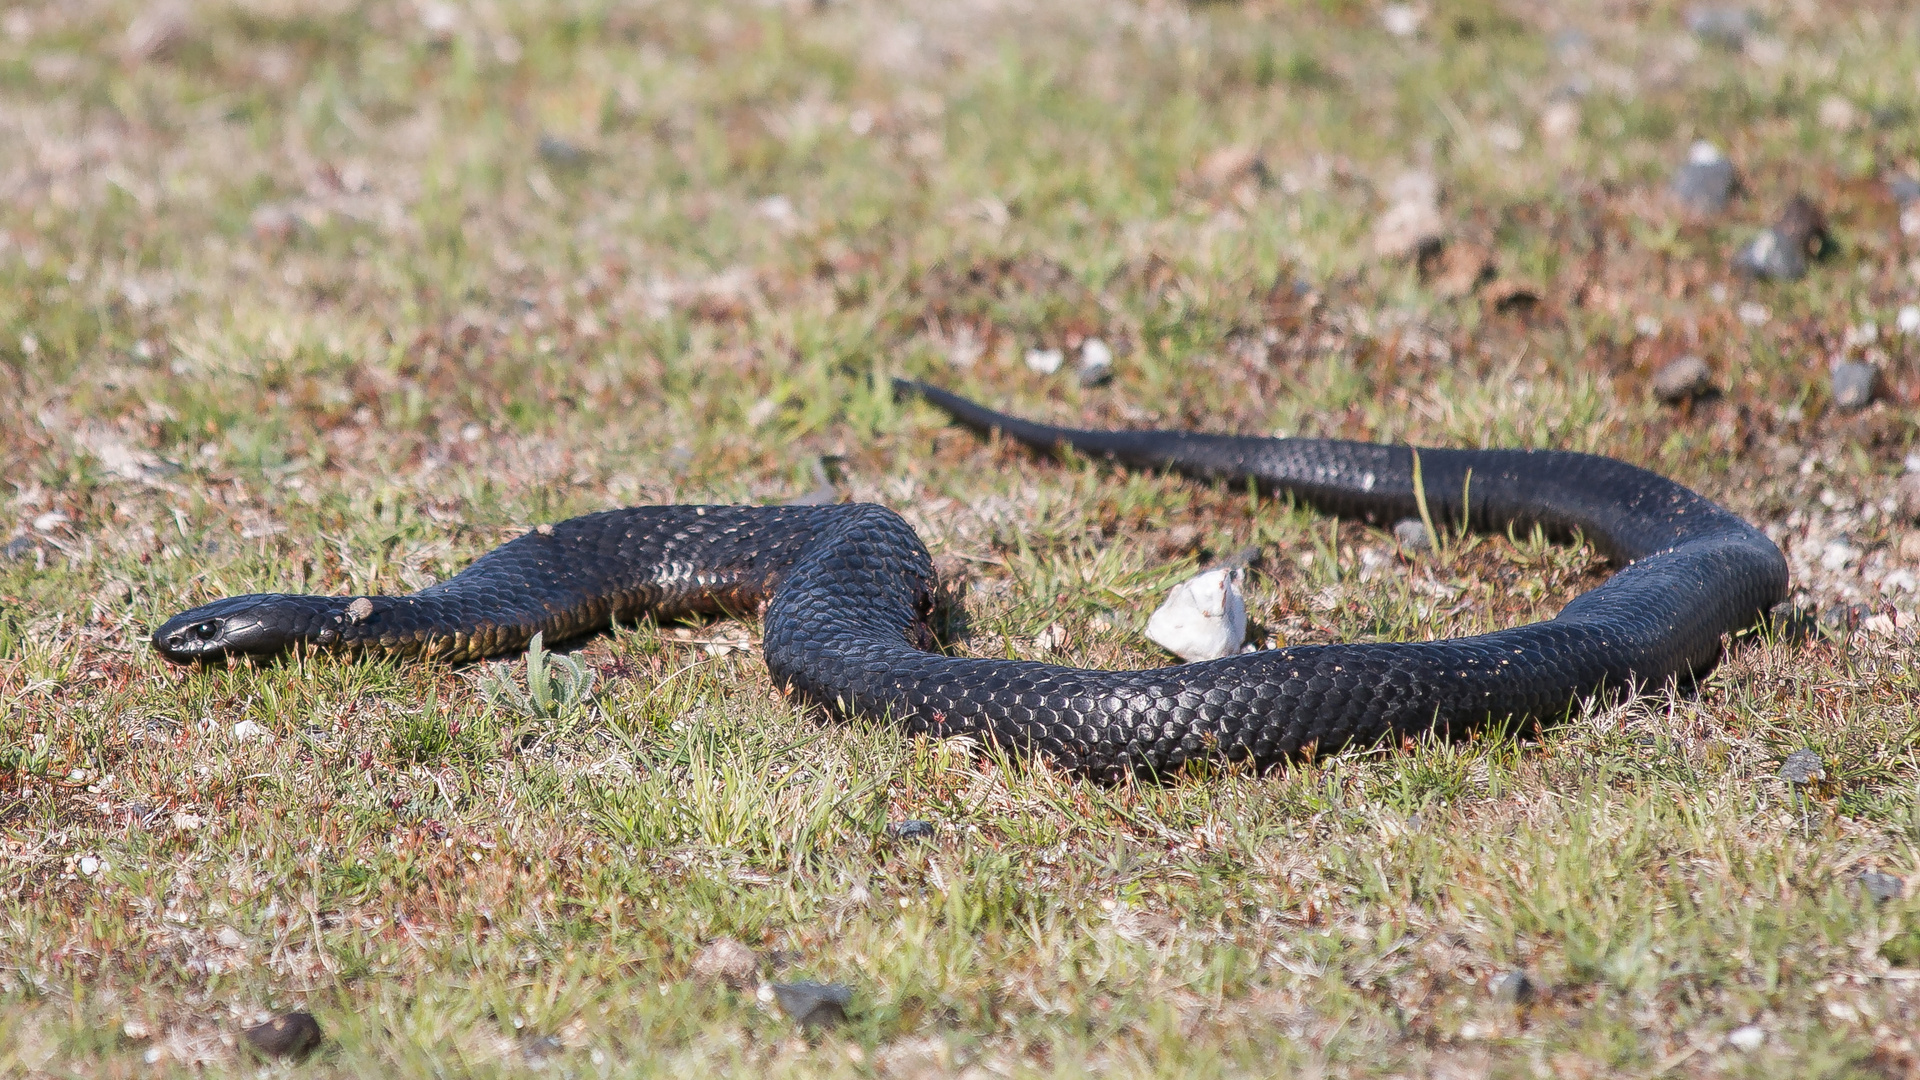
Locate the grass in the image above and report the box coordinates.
[2,0,1920,1075]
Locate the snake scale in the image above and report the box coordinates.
[153,380,1789,779]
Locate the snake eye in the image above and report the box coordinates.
[192,620,220,640]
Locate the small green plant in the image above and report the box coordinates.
[1882,925,1920,968]
[479,632,597,719]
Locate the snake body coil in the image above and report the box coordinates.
[154,381,1788,779]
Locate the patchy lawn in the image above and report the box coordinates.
[2,0,1919,1075]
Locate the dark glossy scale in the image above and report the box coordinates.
[153,380,1789,780]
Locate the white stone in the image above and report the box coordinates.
[1079,337,1112,371]
[1726,1024,1764,1052]
[1897,306,1920,335]
[1145,567,1246,662]
[1820,541,1857,572]
[1737,302,1770,326]
[78,855,105,876]
[215,926,246,948]
[31,511,68,532]
[1688,140,1724,166]
[1024,347,1063,375]
[1380,3,1424,37]
[231,720,273,742]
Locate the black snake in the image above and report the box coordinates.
[153,380,1788,779]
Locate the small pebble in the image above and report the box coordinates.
[1379,3,1423,37]
[1686,6,1755,48]
[78,855,106,876]
[537,133,590,167]
[1024,347,1063,375]
[1651,356,1713,404]
[886,819,936,842]
[1829,362,1879,411]
[1726,1024,1765,1053]
[1076,338,1113,386]
[771,981,852,1028]
[1670,142,1736,215]
[520,1035,564,1064]
[1819,603,1871,637]
[1489,970,1536,1006]
[231,720,273,742]
[1393,518,1433,551]
[1145,567,1247,662]
[1372,171,1444,259]
[1888,175,1920,206]
[1859,872,1904,903]
[1896,306,1920,336]
[1,536,32,562]
[1898,473,1920,523]
[1777,749,1826,786]
[243,1012,323,1060]
[1733,228,1803,281]
[1736,302,1770,326]
[690,938,760,990]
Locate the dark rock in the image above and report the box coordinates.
[690,937,760,990]
[1392,519,1432,551]
[1489,970,1536,1005]
[1686,6,1756,49]
[1777,749,1826,786]
[1,536,33,562]
[1830,363,1879,411]
[1774,195,1831,254]
[1889,174,1920,207]
[1652,356,1713,403]
[886,819,936,842]
[1766,601,1818,644]
[1734,195,1832,281]
[771,981,852,1028]
[1671,142,1736,215]
[242,1012,322,1060]
[1860,872,1904,903]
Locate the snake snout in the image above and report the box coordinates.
[151,596,296,663]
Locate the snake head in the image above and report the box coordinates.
[152,594,341,664]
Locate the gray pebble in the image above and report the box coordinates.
[1651,356,1713,403]
[1830,362,1879,411]
[1819,602,1871,637]
[1889,175,1920,207]
[1777,749,1827,786]
[1,536,34,562]
[520,1035,564,1064]
[1859,872,1904,903]
[1733,227,1805,281]
[1686,6,1756,48]
[1392,519,1432,551]
[771,981,852,1028]
[1671,142,1736,215]
[537,133,590,168]
[886,819,936,841]
[1489,970,1536,1005]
